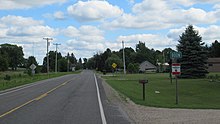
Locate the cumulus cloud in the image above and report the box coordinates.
[53,11,65,20]
[0,15,58,63]
[0,0,67,10]
[103,0,219,30]
[0,15,57,38]
[1,15,43,26]
[116,34,175,50]
[67,0,123,21]
[62,25,104,43]
[61,25,106,58]
[167,25,220,45]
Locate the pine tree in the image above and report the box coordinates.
[177,25,208,78]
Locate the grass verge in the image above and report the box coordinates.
[0,71,81,91]
[102,73,220,109]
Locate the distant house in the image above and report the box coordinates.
[207,58,220,72]
[139,61,157,72]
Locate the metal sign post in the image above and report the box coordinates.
[30,64,36,76]
[139,80,148,101]
[172,63,181,104]
[112,63,117,76]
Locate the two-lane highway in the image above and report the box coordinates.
[0,70,130,124]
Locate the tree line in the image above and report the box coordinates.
[0,44,84,73]
[85,25,220,78]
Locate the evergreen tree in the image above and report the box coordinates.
[177,25,208,78]
[209,40,220,57]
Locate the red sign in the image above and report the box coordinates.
[172,63,181,75]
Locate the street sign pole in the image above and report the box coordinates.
[170,51,182,105]
[175,75,178,104]
[172,63,181,105]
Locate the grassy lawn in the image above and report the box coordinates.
[0,70,81,91]
[102,73,220,109]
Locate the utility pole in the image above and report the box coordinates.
[43,37,53,75]
[67,53,70,72]
[122,41,126,74]
[53,43,61,73]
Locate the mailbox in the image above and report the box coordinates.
[139,80,148,84]
[138,79,148,101]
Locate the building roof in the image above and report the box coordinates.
[208,58,220,63]
[139,61,156,71]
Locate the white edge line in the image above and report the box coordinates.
[94,74,107,124]
[0,75,72,96]
[0,82,42,96]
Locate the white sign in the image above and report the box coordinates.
[30,64,36,70]
[172,63,181,75]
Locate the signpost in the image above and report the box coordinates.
[170,51,182,59]
[139,79,148,101]
[112,63,117,69]
[112,63,117,76]
[172,63,181,104]
[29,64,36,76]
[170,51,182,104]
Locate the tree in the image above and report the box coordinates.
[177,25,208,78]
[58,58,67,72]
[26,56,39,73]
[75,58,83,70]
[41,51,62,72]
[209,40,220,57]
[135,41,155,64]
[118,47,135,68]
[83,58,88,69]
[105,54,122,71]
[127,63,135,73]
[0,55,8,71]
[69,53,77,66]
[0,44,24,70]
[0,46,9,71]
[86,57,96,69]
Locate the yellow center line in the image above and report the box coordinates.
[35,93,48,101]
[0,79,73,118]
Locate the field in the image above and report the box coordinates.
[0,70,81,91]
[102,73,220,109]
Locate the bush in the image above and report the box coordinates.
[207,74,220,82]
[4,74,11,81]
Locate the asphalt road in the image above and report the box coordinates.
[0,70,130,124]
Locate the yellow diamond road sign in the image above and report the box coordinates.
[112,63,117,69]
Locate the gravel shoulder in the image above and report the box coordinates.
[100,77,220,124]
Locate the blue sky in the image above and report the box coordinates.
[1,0,220,64]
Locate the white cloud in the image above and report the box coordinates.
[61,25,106,58]
[1,15,43,27]
[116,34,175,50]
[53,11,65,20]
[167,25,220,45]
[0,15,58,64]
[0,0,67,10]
[103,0,219,30]
[62,25,104,43]
[67,0,123,21]
[171,0,220,7]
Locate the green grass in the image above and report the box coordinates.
[102,73,220,109]
[0,70,81,91]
